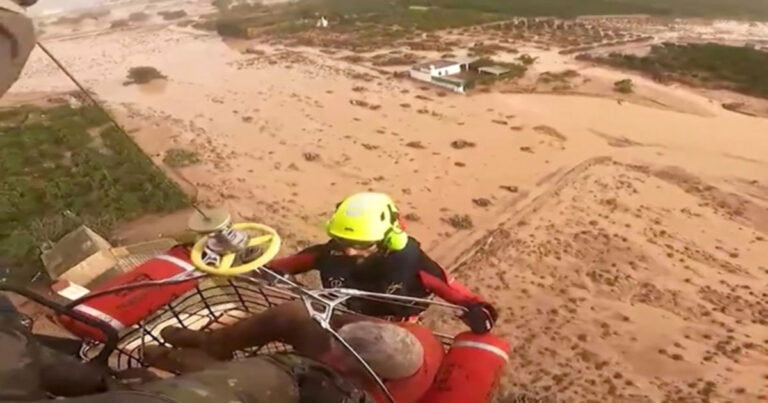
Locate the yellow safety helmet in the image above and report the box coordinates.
[327,192,408,251]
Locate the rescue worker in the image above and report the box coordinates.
[267,192,498,333]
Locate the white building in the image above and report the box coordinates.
[409,58,475,93]
[410,60,462,80]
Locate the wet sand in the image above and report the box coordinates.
[6,15,768,402]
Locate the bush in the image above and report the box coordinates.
[517,54,538,66]
[371,53,420,66]
[164,148,201,167]
[110,19,130,29]
[614,79,634,94]
[215,19,250,38]
[125,66,167,85]
[128,12,150,22]
[446,214,473,230]
[538,69,580,84]
[159,10,188,21]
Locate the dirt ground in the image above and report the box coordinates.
[5,3,768,402]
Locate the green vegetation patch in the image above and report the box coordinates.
[207,0,768,39]
[284,0,768,19]
[209,0,504,38]
[352,6,502,31]
[410,0,768,19]
[110,19,130,29]
[538,69,580,84]
[159,10,188,21]
[128,11,150,22]
[0,104,188,277]
[585,43,768,99]
[204,0,768,37]
[164,148,201,167]
[614,78,634,94]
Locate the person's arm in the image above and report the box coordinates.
[417,253,498,334]
[416,253,483,306]
[266,244,323,275]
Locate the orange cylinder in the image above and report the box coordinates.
[419,331,509,403]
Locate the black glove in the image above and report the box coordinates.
[462,302,498,334]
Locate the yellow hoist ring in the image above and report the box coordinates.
[190,223,281,276]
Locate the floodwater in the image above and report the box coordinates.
[6,16,768,401]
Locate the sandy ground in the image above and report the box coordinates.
[4,11,768,402]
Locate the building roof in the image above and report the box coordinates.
[478,65,513,75]
[412,59,459,72]
[451,56,479,65]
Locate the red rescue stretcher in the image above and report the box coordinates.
[4,214,509,403]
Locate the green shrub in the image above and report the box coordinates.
[164,148,201,167]
[538,70,580,84]
[614,79,634,94]
[517,54,538,66]
[159,10,188,20]
[216,19,250,38]
[125,66,167,85]
[110,19,130,28]
[128,12,150,22]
